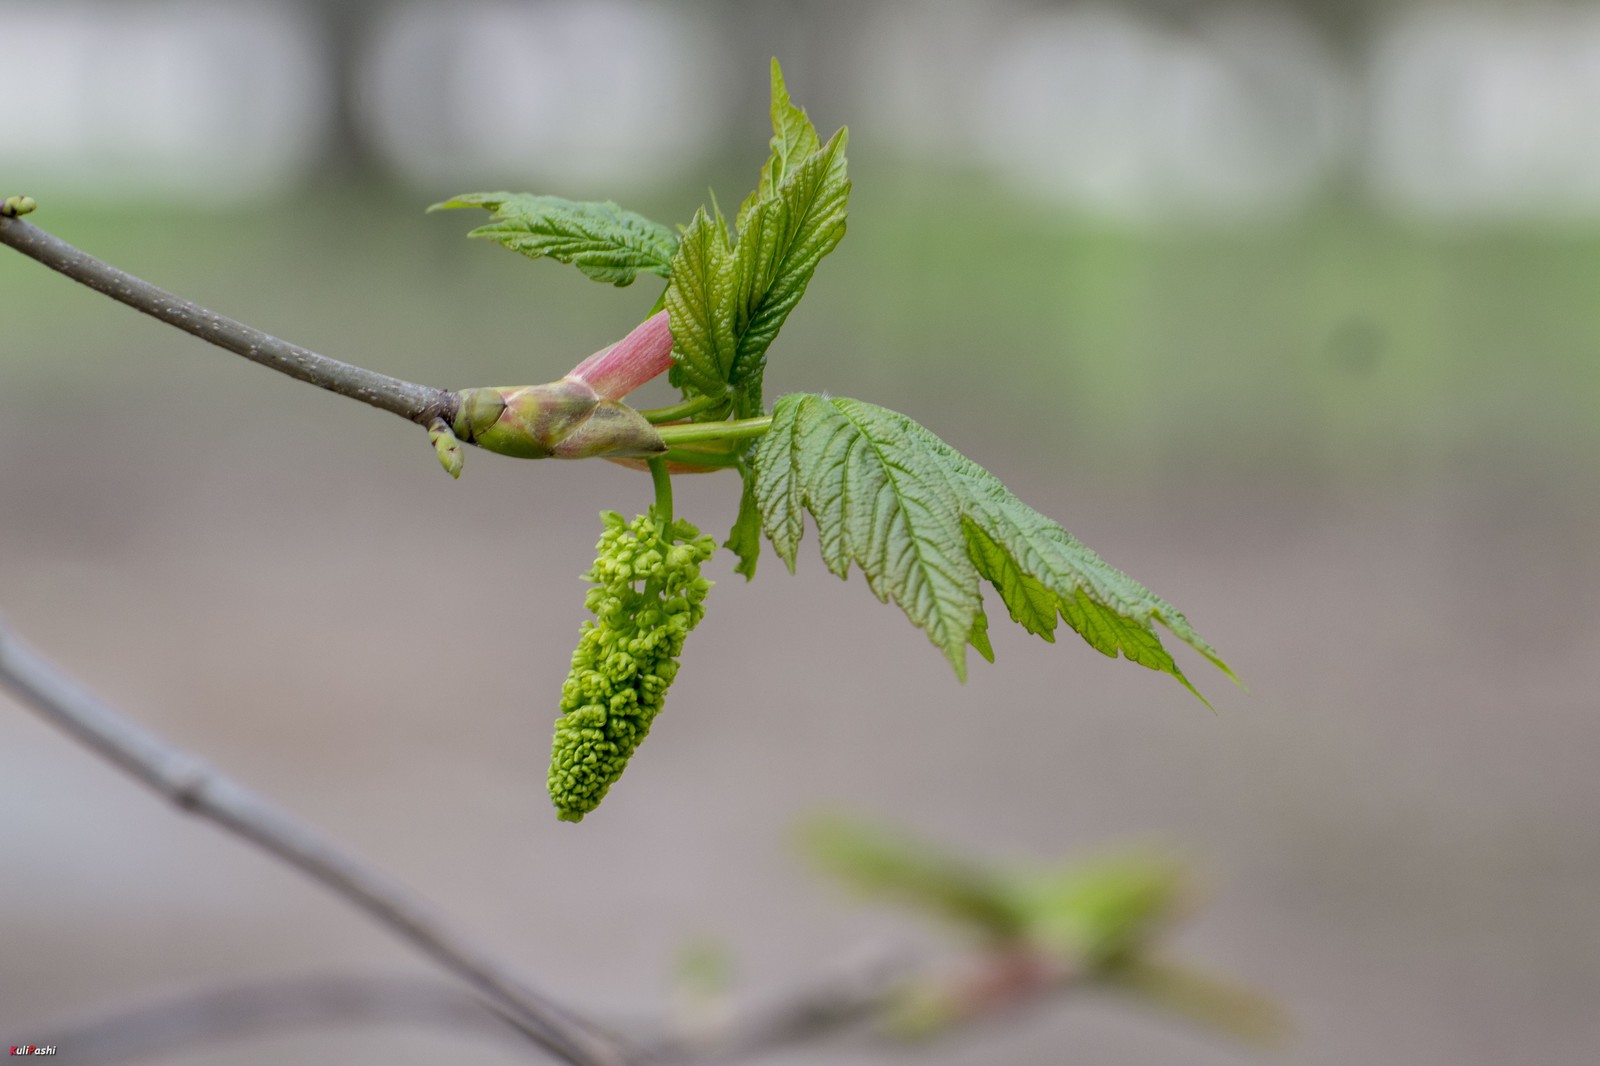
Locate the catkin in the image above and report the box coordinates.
[548,510,715,821]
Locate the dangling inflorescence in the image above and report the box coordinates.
[549,510,715,821]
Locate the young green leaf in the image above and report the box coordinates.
[663,207,738,415]
[752,394,1236,700]
[754,392,980,678]
[664,61,850,421]
[728,128,849,416]
[430,193,677,287]
[739,58,823,221]
[725,465,763,579]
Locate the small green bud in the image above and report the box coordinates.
[0,195,37,218]
[549,510,716,821]
[427,417,464,478]
[452,388,506,443]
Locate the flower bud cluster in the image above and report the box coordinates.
[549,510,715,821]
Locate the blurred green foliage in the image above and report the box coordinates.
[800,814,1026,945]
[799,813,1287,1044]
[799,815,1189,963]
[3,174,1593,492]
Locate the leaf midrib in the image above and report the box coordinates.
[731,135,846,388]
[832,399,970,670]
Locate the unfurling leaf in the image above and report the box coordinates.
[665,60,850,422]
[431,193,678,286]
[549,511,716,822]
[664,208,739,417]
[727,126,848,415]
[752,394,1235,699]
[740,58,822,217]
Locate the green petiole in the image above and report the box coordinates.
[654,416,773,447]
[639,394,723,424]
[647,457,673,525]
[660,447,742,469]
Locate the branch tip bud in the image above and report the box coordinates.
[449,313,675,462]
[454,381,665,461]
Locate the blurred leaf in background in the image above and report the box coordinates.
[799,814,1288,1044]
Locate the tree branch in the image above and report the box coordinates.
[13,949,920,1066]
[0,620,634,1066]
[0,215,455,426]
[650,945,917,1063]
[22,974,531,1065]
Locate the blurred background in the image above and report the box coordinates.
[2,0,1597,1063]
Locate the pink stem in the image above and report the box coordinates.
[566,310,675,401]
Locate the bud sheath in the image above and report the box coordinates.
[566,310,675,401]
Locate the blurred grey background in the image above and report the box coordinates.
[2,1,1597,1063]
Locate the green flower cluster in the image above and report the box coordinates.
[549,510,715,822]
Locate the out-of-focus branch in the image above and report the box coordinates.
[16,950,921,1066]
[29,975,529,1065]
[650,944,917,1063]
[4,930,1277,1064]
[0,215,456,426]
[0,620,634,1066]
